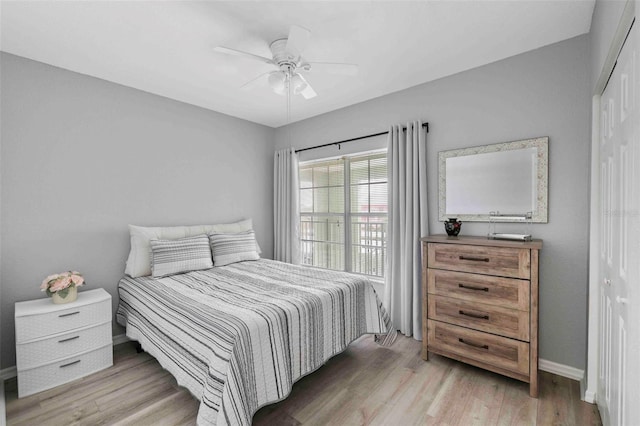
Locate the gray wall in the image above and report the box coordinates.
[275,35,592,370]
[0,53,275,369]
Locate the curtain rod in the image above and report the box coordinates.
[295,122,429,154]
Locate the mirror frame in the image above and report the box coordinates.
[438,136,549,223]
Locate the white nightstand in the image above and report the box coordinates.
[14,288,113,397]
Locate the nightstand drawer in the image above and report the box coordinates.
[15,297,111,342]
[428,269,530,311]
[428,243,530,279]
[427,320,529,376]
[16,322,112,370]
[428,295,530,341]
[18,344,113,398]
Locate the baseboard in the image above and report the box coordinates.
[112,333,131,346]
[1,334,131,381]
[0,367,16,382]
[539,358,584,381]
[583,388,597,404]
[579,376,598,403]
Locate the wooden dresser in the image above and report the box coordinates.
[421,235,542,397]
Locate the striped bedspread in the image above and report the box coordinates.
[116,259,396,425]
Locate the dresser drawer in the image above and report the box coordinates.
[427,320,529,376]
[427,243,530,279]
[428,295,530,341]
[16,321,112,370]
[428,269,530,311]
[15,298,111,342]
[18,344,113,398]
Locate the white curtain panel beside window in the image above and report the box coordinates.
[384,121,428,339]
[273,147,300,264]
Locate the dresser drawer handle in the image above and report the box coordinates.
[58,336,80,343]
[459,310,489,320]
[458,283,489,292]
[59,360,81,368]
[458,338,489,350]
[58,311,80,318]
[459,256,490,262]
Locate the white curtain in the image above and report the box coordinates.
[384,121,428,339]
[273,147,300,264]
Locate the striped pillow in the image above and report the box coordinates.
[209,230,260,267]
[149,235,213,278]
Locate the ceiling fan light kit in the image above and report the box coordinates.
[214,25,358,100]
[268,71,286,94]
[265,68,309,97]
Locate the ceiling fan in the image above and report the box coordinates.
[214,25,358,99]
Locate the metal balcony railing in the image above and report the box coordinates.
[300,216,387,278]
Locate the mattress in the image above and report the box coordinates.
[116,259,396,425]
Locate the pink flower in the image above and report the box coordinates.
[50,276,71,292]
[41,271,85,293]
[70,274,84,286]
[40,274,60,290]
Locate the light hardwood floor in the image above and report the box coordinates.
[4,336,601,425]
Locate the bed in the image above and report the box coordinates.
[116,258,396,426]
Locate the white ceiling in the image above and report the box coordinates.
[0,1,595,128]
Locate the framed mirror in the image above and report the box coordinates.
[438,137,548,222]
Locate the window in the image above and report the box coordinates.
[299,151,387,278]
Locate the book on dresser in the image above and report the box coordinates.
[421,235,542,397]
[14,288,113,397]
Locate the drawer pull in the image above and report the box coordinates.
[58,311,80,318]
[58,336,80,343]
[458,338,489,350]
[459,256,490,262]
[59,360,81,368]
[458,283,489,292]
[459,310,489,320]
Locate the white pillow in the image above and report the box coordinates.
[209,230,260,267]
[125,218,258,278]
[150,235,213,278]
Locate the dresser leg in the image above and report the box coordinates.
[421,347,429,361]
[134,342,143,353]
[529,375,539,398]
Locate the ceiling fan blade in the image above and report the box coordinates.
[297,74,317,99]
[304,62,359,76]
[239,71,273,90]
[214,46,275,65]
[285,25,311,58]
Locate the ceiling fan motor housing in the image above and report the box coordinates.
[270,39,299,72]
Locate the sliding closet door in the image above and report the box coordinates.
[597,20,639,426]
